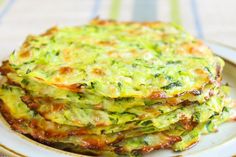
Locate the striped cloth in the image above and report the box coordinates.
[0,0,235,55]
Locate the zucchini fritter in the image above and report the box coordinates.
[9,19,223,99]
[0,19,234,156]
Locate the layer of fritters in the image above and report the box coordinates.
[21,95,182,127]
[1,61,221,113]
[20,85,229,134]
[0,84,187,154]
[7,72,220,112]
[0,80,228,134]
[0,83,231,136]
[39,110,230,157]
[9,19,224,99]
[0,85,230,156]
[21,90,225,131]
[2,71,220,129]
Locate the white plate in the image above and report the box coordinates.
[0,42,236,157]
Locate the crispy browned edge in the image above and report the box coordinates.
[0,62,187,155]
[0,98,185,156]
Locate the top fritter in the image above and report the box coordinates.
[9,19,224,98]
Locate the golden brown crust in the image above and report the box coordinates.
[0,98,187,154]
[0,61,14,75]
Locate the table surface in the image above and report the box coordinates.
[0,0,236,55]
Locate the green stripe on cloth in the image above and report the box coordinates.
[133,0,157,21]
[109,0,122,20]
[169,0,182,24]
[0,0,4,6]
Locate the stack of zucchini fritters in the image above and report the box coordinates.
[0,19,234,156]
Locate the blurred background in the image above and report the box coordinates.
[0,0,236,54]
